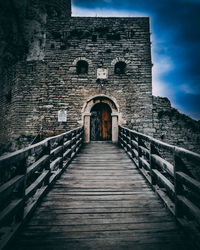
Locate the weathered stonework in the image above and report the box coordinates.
[0,7,153,153]
[0,0,199,155]
[153,96,200,154]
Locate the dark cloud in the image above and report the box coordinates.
[72,0,200,120]
[175,93,200,120]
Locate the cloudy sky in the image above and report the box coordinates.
[72,0,200,120]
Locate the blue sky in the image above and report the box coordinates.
[72,0,200,120]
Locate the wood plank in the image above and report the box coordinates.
[50,157,62,170]
[26,155,49,177]
[50,146,63,158]
[0,222,21,250]
[58,175,144,180]
[139,145,150,159]
[139,157,150,171]
[23,221,179,233]
[43,194,158,202]
[5,141,194,250]
[175,147,200,163]
[25,171,50,198]
[152,169,175,196]
[176,171,200,195]
[177,195,200,225]
[13,242,189,250]
[0,175,24,203]
[0,199,23,224]
[151,154,174,177]
[0,140,48,168]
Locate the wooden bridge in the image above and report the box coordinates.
[0,126,200,250]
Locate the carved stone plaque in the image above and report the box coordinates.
[97,68,108,79]
[58,110,67,122]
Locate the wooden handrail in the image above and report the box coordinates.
[0,126,84,250]
[119,125,200,249]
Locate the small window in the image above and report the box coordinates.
[76,60,88,74]
[114,61,126,74]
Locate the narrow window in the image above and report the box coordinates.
[76,60,88,74]
[114,61,126,74]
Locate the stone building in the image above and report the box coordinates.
[0,0,199,154]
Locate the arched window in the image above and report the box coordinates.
[114,61,126,74]
[76,60,88,74]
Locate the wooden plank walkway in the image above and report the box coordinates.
[7,142,194,250]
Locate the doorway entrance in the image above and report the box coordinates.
[90,103,112,141]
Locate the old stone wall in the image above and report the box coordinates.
[46,16,153,131]
[1,1,199,156]
[0,15,152,154]
[0,0,72,154]
[153,96,200,154]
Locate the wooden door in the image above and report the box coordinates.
[90,103,112,141]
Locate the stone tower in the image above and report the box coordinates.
[0,0,153,152]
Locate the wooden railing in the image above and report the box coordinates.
[0,126,84,250]
[119,125,200,249]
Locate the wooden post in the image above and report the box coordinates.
[60,136,64,169]
[75,129,79,152]
[120,127,124,149]
[138,136,141,169]
[16,158,27,222]
[174,149,184,218]
[124,128,128,152]
[118,126,121,147]
[44,139,51,185]
[71,130,75,159]
[121,127,124,149]
[129,131,133,159]
[150,141,156,186]
[79,127,83,150]
[127,130,131,156]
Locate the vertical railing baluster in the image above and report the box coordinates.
[16,158,27,222]
[69,130,73,160]
[174,149,184,218]
[138,136,141,169]
[60,136,64,169]
[44,139,51,185]
[150,141,156,186]
[129,131,133,159]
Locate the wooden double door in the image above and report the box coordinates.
[90,103,112,141]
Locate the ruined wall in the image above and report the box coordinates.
[153,96,200,154]
[0,0,71,72]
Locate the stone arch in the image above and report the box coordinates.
[111,57,130,66]
[82,94,119,114]
[111,58,130,75]
[72,57,92,74]
[82,95,121,143]
[72,57,92,66]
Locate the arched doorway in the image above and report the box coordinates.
[90,103,112,141]
[82,95,122,143]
